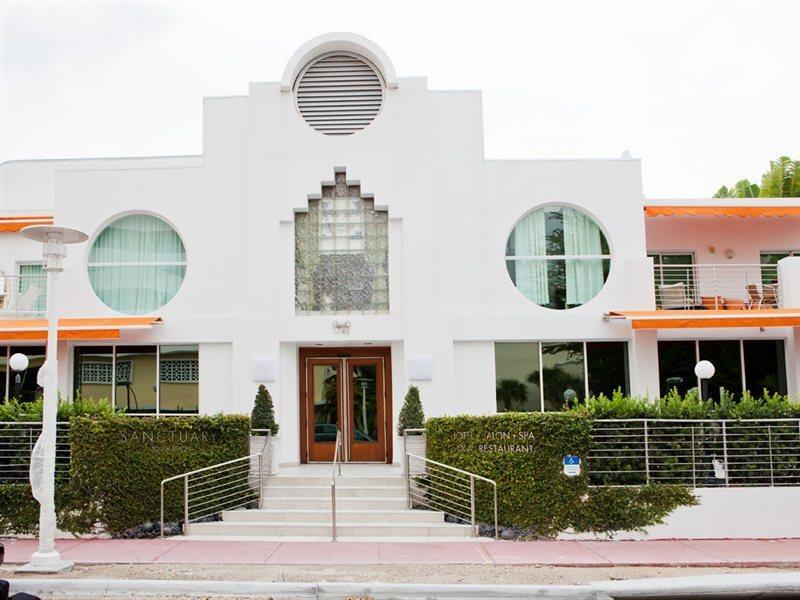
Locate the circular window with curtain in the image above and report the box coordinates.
[505,205,610,309]
[87,214,187,315]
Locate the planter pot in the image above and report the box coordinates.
[249,434,281,476]
[400,432,426,475]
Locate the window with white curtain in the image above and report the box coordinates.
[87,214,187,314]
[505,205,610,309]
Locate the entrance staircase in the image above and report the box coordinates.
[187,464,474,540]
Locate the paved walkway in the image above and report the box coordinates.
[3,538,800,567]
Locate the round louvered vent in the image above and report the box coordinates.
[294,52,384,135]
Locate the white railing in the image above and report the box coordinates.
[589,419,800,488]
[0,273,47,317]
[0,421,70,483]
[654,263,780,310]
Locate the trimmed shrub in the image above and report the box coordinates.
[426,412,695,537]
[251,385,279,435]
[68,415,250,534]
[397,385,425,435]
[0,395,120,422]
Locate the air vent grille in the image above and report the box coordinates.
[295,53,384,135]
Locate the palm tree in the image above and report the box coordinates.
[759,156,800,197]
[713,156,799,198]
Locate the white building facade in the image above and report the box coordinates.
[2,33,799,467]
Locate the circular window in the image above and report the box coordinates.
[87,214,186,315]
[505,205,610,309]
[294,52,384,135]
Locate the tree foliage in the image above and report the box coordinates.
[397,385,425,434]
[251,384,279,435]
[713,156,799,198]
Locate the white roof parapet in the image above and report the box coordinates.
[280,32,398,92]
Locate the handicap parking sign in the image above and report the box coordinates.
[563,455,581,477]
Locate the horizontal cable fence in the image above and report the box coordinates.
[0,421,71,483]
[589,419,800,488]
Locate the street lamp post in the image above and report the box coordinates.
[17,225,87,574]
[9,352,29,400]
[694,360,716,401]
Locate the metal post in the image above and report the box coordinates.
[767,424,774,486]
[691,425,696,488]
[643,421,650,484]
[159,483,165,539]
[331,481,337,542]
[712,266,719,309]
[405,452,412,509]
[469,475,476,536]
[493,484,499,540]
[722,422,730,486]
[258,454,264,509]
[183,475,189,534]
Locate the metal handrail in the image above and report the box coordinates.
[330,428,342,541]
[405,450,499,539]
[159,432,273,537]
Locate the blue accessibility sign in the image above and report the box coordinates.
[563,454,581,477]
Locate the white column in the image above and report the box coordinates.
[629,329,660,400]
[778,257,800,400]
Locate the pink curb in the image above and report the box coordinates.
[2,538,800,567]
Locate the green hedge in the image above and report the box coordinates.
[425,413,695,537]
[0,414,250,536]
[69,415,250,534]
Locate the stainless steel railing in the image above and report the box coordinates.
[159,432,273,536]
[402,428,498,539]
[589,418,800,488]
[654,263,781,310]
[0,421,70,483]
[330,428,342,541]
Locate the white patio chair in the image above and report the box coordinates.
[1,284,42,317]
[658,282,690,309]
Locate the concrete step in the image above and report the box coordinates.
[267,476,404,487]
[261,496,408,510]
[221,508,445,523]
[266,485,406,498]
[188,521,473,538]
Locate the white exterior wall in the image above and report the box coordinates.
[2,34,799,466]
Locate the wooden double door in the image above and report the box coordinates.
[300,347,392,463]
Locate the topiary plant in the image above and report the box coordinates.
[251,385,279,436]
[397,385,425,435]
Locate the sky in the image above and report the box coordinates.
[1,1,799,198]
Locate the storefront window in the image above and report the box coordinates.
[495,343,541,412]
[657,341,697,396]
[495,341,628,412]
[114,346,157,413]
[9,346,45,402]
[698,341,743,401]
[743,340,787,396]
[73,346,114,403]
[159,345,199,413]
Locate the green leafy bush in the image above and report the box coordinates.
[0,394,121,422]
[68,415,250,534]
[425,412,695,537]
[251,385,279,435]
[397,385,425,434]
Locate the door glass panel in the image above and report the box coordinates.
[351,364,378,442]
[312,364,339,442]
[541,342,585,411]
[658,341,697,397]
[699,340,742,401]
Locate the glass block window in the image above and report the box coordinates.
[295,169,389,313]
[160,359,199,383]
[79,360,132,384]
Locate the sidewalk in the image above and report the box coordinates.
[3,538,800,567]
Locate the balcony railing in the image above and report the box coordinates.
[0,273,47,317]
[654,263,781,310]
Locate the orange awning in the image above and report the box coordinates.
[607,309,800,330]
[0,215,55,233]
[644,205,800,218]
[0,316,162,341]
